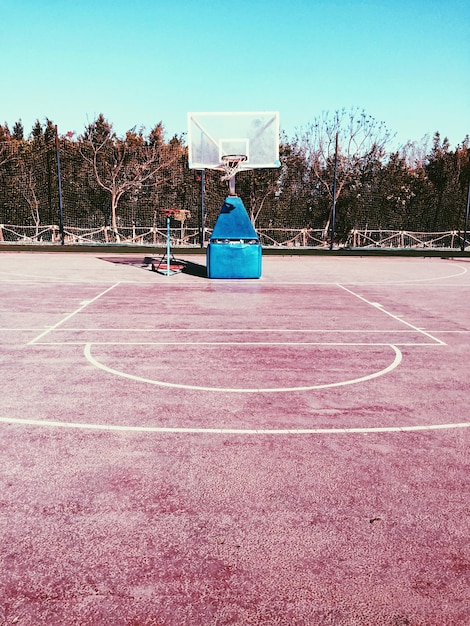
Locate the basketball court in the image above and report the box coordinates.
[0,251,469,625]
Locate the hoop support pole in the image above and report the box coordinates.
[166,215,171,276]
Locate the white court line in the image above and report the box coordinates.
[27,327,441,346]
[28,283,120,345]
[337,284,447,345]
[27,325,443,346]
[29,328,436,333]
[34,342,439,349]
[84,343,403,393]
[0,416,469,434]
[29,339,444,346]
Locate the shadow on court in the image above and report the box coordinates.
[98,255,208,278]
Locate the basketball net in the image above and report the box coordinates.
[220,154,248,181]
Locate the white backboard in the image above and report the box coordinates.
[188,112,280,171]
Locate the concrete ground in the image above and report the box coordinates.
[0,252,469,625]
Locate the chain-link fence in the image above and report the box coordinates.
[1,132,469,249]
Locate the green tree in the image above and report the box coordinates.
[425,133,469,230]
[0,124,20,232]
[12,120,24,141]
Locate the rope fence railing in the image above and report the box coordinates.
[257,229,326,248]
[0,224,468,249]
[345,229,468,249]
[0,224,204,246]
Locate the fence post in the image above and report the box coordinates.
[462,182,470,251]
[55,126,65,245]
[200,169,205,248]
[330,131,339,250]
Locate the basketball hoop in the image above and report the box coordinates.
[220,154,248,181]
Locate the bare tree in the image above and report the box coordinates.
[296,107,395,237]
[79,115,183,241]
[0,143,14,169]
[18,158,41,237]
[237,169,280,227]
[400,135,431,171]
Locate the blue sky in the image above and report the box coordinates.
[1,0,469,149]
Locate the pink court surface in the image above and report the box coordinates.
[0,251,469,625]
